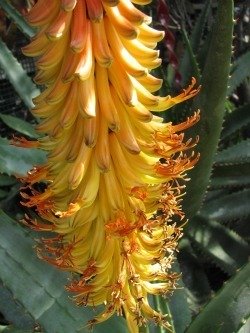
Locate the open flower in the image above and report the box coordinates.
[20,0,200,331]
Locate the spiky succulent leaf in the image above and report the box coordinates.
[228,50,250,95]
[214,139,250,165]
[0,189,8,199]
[166,265,192,333]
[238,318,250,333]
[168,0,212,124]
[221,104,250,140]
[210,174,250,189]
[231,218,250,244]
[0,210,127,333]
[178,238,211,311]
[185,262,250,333]
[186,216,250,275]
[0,284,35,330]
[0,174,16,187]
[0,38,39,110]
[0,114,38,139]
[182,0,234,219]
[211,163,250,187]
[167,288,191,333]
[211,155,250,190]
[152,262,191,333]
[201,189,250,222]
[0,138,45,176]
[179,29,201,86]
[179,0,211,85]
[0,0,35,38]
[0,327,35,333]
[203,188,229,204]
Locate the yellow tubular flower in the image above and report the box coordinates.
[20,0,200,331]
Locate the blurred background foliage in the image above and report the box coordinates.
[0,0,249,332]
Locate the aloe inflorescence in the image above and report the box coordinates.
[17,0,200,331]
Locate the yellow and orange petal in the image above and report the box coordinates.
[20,0,200,332]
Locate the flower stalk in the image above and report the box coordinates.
[19,0,200,331]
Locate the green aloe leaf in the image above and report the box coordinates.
[221,104,250,140]
[210,174,250,189]
[0,174,17,186]
[204,188,228,203]
[0,38,39,110]
[228,50,250,95]
[214,140,250,165]
[0,0,35,38]
[188,0,211,56]
[179,29,201,85]
[0,137,46,176]
[0,284,35,330]
[238,317,250,333]
[210,158,250,191]
[167,288,191,333]
[0,327,26,333]
[0,210,127,333]
[152,296,173,333]
[185,262,250,333]
[212,163,250,180]
[179,0,211,85]
[186,216,250,275]
[0,189,8,199]
[0,327,39,333]
[0,114,38,139]
[158,269,191,333]
[166,272,191,333]
[178,238,211,312]
[201,189,250,222]
[151,263,191,333]
[182,0,234,219]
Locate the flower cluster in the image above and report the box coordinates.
[19,0,200,331]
